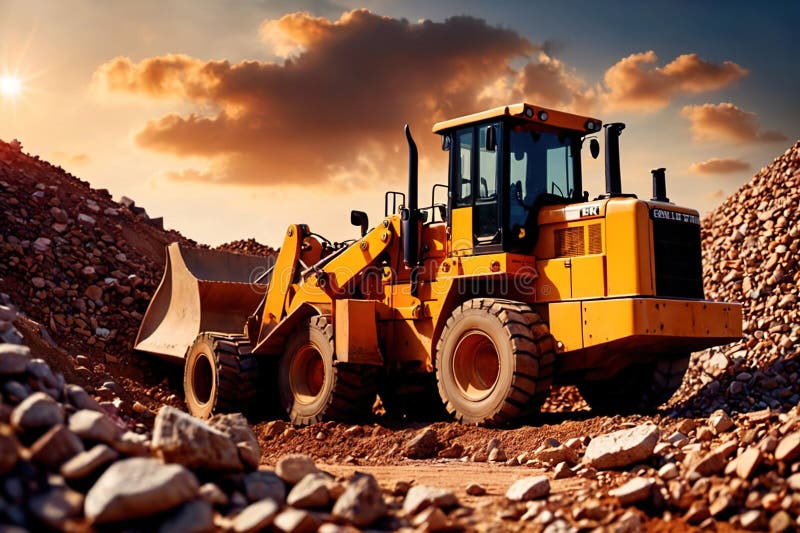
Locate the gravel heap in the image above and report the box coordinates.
[218,239,277,257]
[0,139,195,357]
[673,140,800,416]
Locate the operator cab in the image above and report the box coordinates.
[433,103,601,255]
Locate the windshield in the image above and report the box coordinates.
[508,127,579,248]
[509,127,577,203]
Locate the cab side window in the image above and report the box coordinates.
[455,128,472,207]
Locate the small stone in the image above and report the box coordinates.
[404,428,439,459]
[465,483,486,496]
[404,484,459,515]
[28,487,84,530]
[60,444,119,479]
[583,424,660,469]
[273,508,320,533]
[286,472,331,508]
[84,457,199,523]
[411,506,450,532]
[11,391,64,430]
[688,440,738,477]
[85,285,103,301]
[30,424,84,469]
[276,454,318,484]
[158,499,214,533]
[31,277,47,289]
[775,432,800,462]
[657,462,679,480]
[65,384,103,412]
[553,461,575,479]
[735,447,762,479]
[332,473,387,527]
[69,409,121,443]
[505,476,550,502]
[534,445,579,466]
[232,498,280,533]
[244,470,286,503]
[709,410,734,434]
[488,447,507,462]
[609,477,653,506]
[77,213,96,226]
[769,510,794,533]
[0,344,30,374]
[739,509,764,530]
[438,443,464,458]
[393,480,412,496]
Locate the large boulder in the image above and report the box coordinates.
[583,424,660,470]
[152,406,242,471]
[84,457,199,523]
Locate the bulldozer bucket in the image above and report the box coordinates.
[134,243,274,360]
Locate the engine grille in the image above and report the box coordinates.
[652,217,704,298]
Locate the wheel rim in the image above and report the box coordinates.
[452,330,500,401]
[193,352,214,405]
[290,343,325,404]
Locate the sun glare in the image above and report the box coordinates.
[0,75,22,98]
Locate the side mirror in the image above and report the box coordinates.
[590,138,600,159]
[441,134,451,151]
[350,210,369,237]
[485,125,497,152]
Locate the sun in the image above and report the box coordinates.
[0,75,22,98]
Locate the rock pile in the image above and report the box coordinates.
[673,140,800,416]
[218,238,277,257]
[0,138,194,357]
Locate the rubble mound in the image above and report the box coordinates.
[0,139,195,356]
[673,140,800,415]
[218,238,277,257]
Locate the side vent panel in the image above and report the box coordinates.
[588,224,602,254]
[555,227,584,257]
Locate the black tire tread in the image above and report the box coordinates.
[435,298,555,426]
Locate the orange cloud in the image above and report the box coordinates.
[511,53,596,114]
[689,157,751,175]
[93,10,533,187]
[681,102,786,143]
[602,51,747,111]
[92,10,753,186]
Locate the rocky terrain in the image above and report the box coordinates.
[0,136,799,532]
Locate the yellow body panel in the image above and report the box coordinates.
[334,299,382,365]
[604,199,654,297]
[546,302,583,352]
[450,207,473,254]
[571,255,607,299]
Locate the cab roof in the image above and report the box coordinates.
[431,102,602,135]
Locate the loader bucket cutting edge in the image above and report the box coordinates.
[134,243,274,359]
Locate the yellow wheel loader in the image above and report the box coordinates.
[134,103,742,426]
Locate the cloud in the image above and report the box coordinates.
[602,51,748,111]
[689,157,752,175]
[681,102,787,144]
[93,9,533,186]
[511,53,597,113]
[92,10,753,187]
[52,151,91,166]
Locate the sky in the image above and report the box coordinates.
[1,0,797,247]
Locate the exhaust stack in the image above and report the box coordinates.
[604,123,626,196]
[402,124,420,267]
[651,167,670,202]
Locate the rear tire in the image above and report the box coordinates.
[435,298,555,426]
[184,332,258,418]
[279,316,378,426]
[577,353,690,413]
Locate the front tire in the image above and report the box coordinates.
[435,298,555,426]
[183,333,258,418]
[279,316,378,426]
